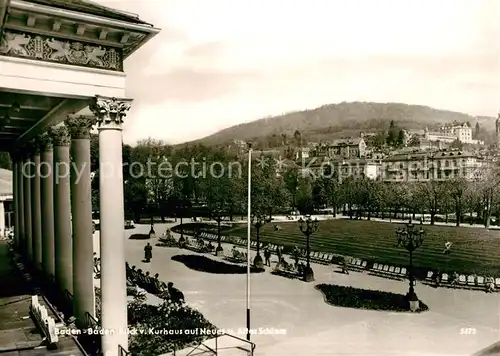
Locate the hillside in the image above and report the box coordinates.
[188,102,495,146]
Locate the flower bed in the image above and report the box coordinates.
[171,254,264,274]
[315,284,429,313]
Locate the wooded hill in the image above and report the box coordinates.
[188,102,495,147]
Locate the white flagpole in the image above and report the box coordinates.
[246,143,252,341]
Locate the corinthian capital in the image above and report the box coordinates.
[39,132,53,151]
[89,95,132,129]
[49,126,71,147]
[66,115,97,139]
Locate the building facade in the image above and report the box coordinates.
[383,150,484,182]
[424,123,483,145]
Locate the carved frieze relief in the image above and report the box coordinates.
[0,30,123,71]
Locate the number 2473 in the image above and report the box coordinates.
[460,328,476,335]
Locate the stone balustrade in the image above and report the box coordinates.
[30,295,60,344]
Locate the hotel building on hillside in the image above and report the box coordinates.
[382,150,484,182]
[424,122,484,145]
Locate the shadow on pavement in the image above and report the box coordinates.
[171,254,265,274]
[129,234,151,240]
[0,242,30,298]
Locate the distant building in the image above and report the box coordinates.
[424,123,483,145]
[300,157,381,182]
[314,138,366,159]
[382,149,484,182]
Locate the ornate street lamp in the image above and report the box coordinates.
[395,219,424,312]
[298,216,319,282]
[251,214,266,268]
[149,216,155,239]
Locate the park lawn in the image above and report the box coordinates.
[215,219,500,277]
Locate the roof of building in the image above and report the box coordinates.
[0,169,12,196]
[25,0,153,25]
[385,150,477,162]
[332,138,363,146]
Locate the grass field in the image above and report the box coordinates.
[183,219,500,277]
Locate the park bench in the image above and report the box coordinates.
[441,273,449,284]
[30,295,60,345]
[466,275,477,289]
[476,276,485,289]
[370,263,404,280]
[457,275,467,287]
[224,249,247,264]
[348,258,367,271]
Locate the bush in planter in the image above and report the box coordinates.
[315,284,429,313]
[96,286,217,355]
[129,298,217,355]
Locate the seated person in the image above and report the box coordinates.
[231,246,239,258]
[167,282,185,304]
[207,241,214,251]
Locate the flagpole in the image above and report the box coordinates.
[246,143,252,341]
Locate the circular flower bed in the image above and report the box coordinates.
[129,234,151,240]
[315,284,429,313]
[171,254,265,274]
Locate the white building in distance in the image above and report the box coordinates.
[424,122,483,145]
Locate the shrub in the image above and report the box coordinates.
[316,284,429,313]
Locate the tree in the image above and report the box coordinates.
[407,135,421,147]
[445,178,468,226]
[283,166,300,209]
[450,139,463,150]
[295,177,314,214]
[386,120,398,146]
[293,130,302,146]
[417,181,445,225]
[396,129,405,147]
[372,132,386,149]
[475,122,480,138]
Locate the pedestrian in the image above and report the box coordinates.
[443,241,452,254]
[264,247,271,266]
[276,246,282,266]
[144,242,153,262]
[292,246,300,268]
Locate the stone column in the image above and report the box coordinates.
[49,126,73,295]
[10,154,17,247]
[0,200,5,238]
[31,139,43,271]
[17,155,25,255]
[90,96,132,355]
[40,133,56,279]
[23,149,33,264]
[67,115,96,324]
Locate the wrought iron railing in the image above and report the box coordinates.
[119,345,131,356]
[171,332,256,356]
[80,311,101,356]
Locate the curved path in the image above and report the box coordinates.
[95,223,500,356]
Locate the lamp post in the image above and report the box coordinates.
[251,214,266,268]
[246,142,252,342]
[149,216,155,239]
[395,219,424,312]
[298,216,318,282]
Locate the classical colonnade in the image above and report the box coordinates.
[11,96,131,355]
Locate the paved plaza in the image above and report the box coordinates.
[93,223,500,356]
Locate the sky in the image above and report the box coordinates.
[96,0,499,145]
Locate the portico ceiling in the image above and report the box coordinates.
[0,90,87,149]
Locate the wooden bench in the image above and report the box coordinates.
[30,295,60,345]
[370,263,405,280]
